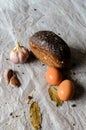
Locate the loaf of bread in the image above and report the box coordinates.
[30,31,71,68]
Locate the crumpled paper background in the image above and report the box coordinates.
[0,0,86,130]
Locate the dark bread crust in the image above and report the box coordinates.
[30,31,71,68]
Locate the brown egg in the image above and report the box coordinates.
[57,80,75,101]
[46,67,62,86]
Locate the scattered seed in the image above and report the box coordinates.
[71,104,76,107]
[15,115,19,118]
[10,113,13,116]
[34,9,37,11]
[42,63,45,66]
[73,123,75,126]
[12,116,15,118]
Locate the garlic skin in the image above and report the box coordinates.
[9,40,29,64]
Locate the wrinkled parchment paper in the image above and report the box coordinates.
[0,0,86,130]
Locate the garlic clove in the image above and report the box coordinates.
[24,49,29,60]
[10,75,20,87]
[3,69,14,85]
[18,52,27,63]
[19,47,29,63]
[10,50,19,64]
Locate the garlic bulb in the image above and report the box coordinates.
[10,40,29,64]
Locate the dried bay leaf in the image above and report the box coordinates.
[48,86,63,106]
[30,102,42,130]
